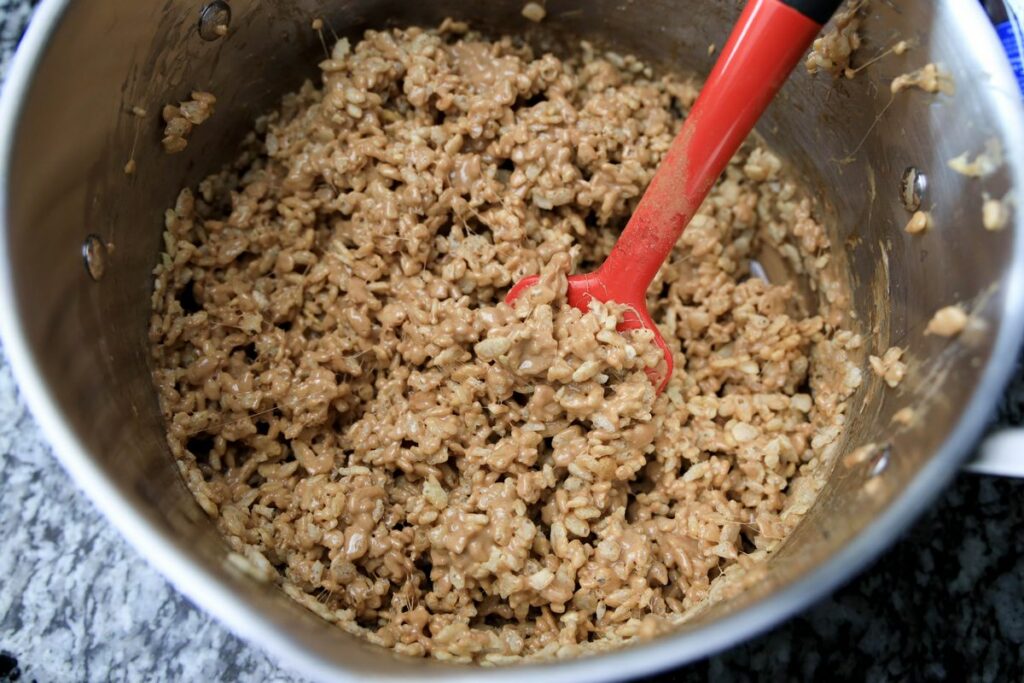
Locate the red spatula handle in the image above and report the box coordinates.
[595,0,833,301]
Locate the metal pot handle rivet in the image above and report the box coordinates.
[81,235,107,281]
[198,0,231,41]
[900,166,927,212]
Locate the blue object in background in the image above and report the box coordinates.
[984,0,1024,96]
[995,20,1024,96]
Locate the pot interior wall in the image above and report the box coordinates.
[3,0,1021,676]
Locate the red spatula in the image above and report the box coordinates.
[506,0,844,391]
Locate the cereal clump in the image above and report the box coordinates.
[805,2,863,77]
[521,2,546,23]
[891,63,955,95]
[904,210,931,235]
[982,194,1012,231]
[925,305,968,338]
[150,25,859,663]
[162,91,217,154]
[869,346,906,388]
[948,139,1003,178]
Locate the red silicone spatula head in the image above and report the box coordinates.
[506,270,675,390]
[505,0,836,392]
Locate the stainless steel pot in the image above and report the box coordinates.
[1,0,1022,680]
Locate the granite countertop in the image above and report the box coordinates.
[2,3,1024,682]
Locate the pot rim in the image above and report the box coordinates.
[1,1,1023,681]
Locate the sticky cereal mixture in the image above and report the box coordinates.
[891,63,954,95]
[903,210,931,235]
[149,25,861,663]
[926,305,968,338]
[948,139,1003,178]
[521,2,546,23]
[869,347,906,388]
[162,91,217,154]
[983,194,1013,231]
[805,1,863,77]
[891,406,915,426]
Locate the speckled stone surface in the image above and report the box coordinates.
[1,3,1024,682]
